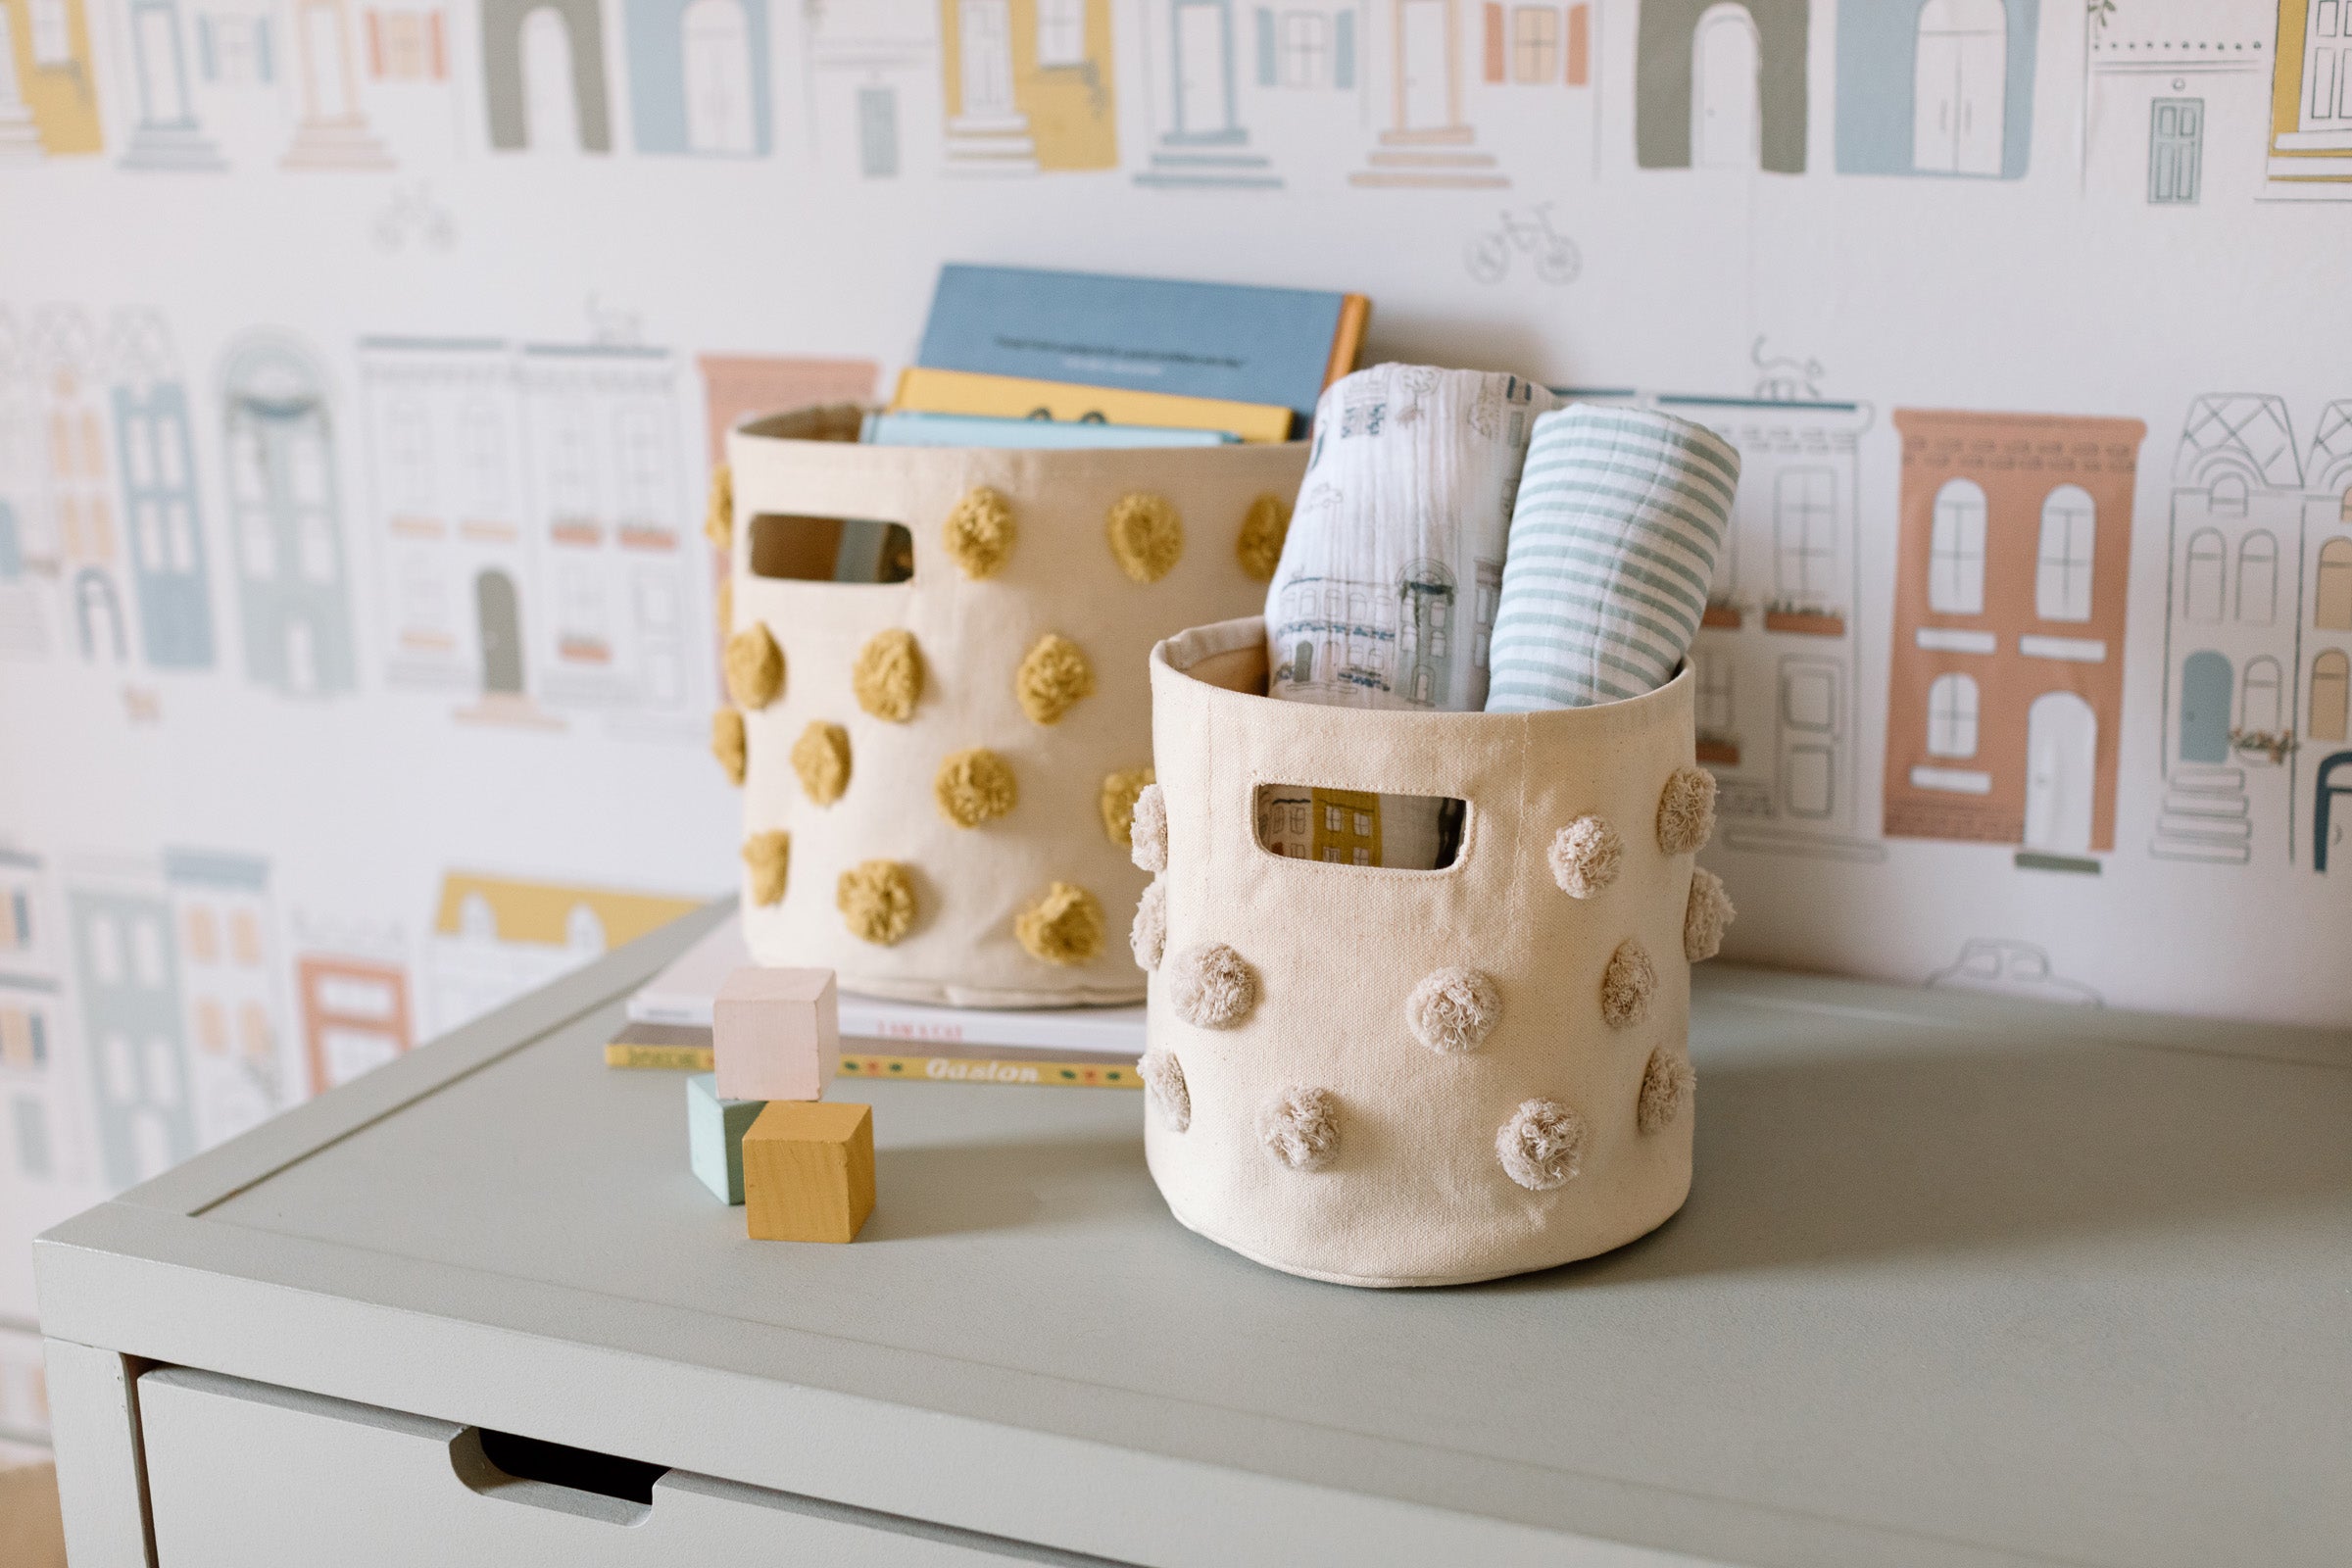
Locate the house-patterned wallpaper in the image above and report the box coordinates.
[1,0,2347,1435]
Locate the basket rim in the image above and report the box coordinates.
[1151,614,1692,736]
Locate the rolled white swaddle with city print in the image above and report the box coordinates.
[1261,363,1558,866]
[1485,404,1740,711]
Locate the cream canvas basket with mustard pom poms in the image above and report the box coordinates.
[1130,616,1734,1287]
[714,408,1308,1007]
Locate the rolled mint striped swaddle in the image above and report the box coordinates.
[1485,405,1740,711]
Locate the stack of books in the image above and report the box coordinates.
[610,916,1149,1090]
[875,263,1369,454]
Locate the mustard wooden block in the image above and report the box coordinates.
[742,1101,874,1244]
[713,966,840,1102]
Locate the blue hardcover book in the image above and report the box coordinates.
[860,412,1236,449]
[915,264,1353,427]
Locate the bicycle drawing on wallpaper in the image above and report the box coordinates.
[1465,204,1582,285]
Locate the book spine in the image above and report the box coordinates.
[606,1042,1141,1088]
[605,1043,716,1071]
[838,1054,1143,1090]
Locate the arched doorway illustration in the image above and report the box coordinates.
[682,0,756,154]
[2178,650,2230,764]
[2023,690,2096,855]
[75,569,126,662]
[1691,3,1760,168]
[1913,0,2005,175]
[522,8,582,150]
[2316,752,2352,874]
[476,568,524,696]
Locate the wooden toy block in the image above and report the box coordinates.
[685,1073,764,1205]
[742,1101,874,1244]
[713,966,840,1102]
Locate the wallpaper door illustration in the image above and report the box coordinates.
[477,568,523,693]
[2023,690,2096,855]
[1135,0,1281,187]
[1912,0,2003,175]
[483,0,612,152]
[1353,0,1505,185]
[1692,3,1758,168]
[1400,0,1449,128]
[2179,648,2230,764]
[2149,97,2202,203]
[1176,0,1231,132]
[1637,0,1806,173]
[959,0,1015,121]
[682,0,755,153]
[524,10,580,147]
[120,0,223,168]
[281,0,392,166]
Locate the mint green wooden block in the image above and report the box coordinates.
[687,1073,764,1205]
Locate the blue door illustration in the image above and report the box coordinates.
[2179,650,2231,764]
[2318,752,2352,873]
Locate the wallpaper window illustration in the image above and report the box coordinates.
[3,0,2348,1446]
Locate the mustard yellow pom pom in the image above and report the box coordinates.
[723,623,784,710]
[1016,882,1104,965]
[837,859,916,946]
[704,464,733,554]
[1236,493,1290,582]
[711,709,746,787]
[1105,492,1184,584]
[852,628,922,723]
[1015,633,1095,725]
[791,721,852,806]
[1098,765,1155,847]
[741,831,790,906]
[934,748,1017,828]
[942,486,1016,579]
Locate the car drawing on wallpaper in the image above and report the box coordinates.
[1927,939,2101,1006]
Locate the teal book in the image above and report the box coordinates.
[915,264,1361,427]
[860,412,1236,448]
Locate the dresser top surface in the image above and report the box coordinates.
[38,906,2352,1568]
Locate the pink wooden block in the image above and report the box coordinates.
[713,967,840,1102]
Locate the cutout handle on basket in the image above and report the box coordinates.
[1253,784,1467,870]
[748,513,913,585]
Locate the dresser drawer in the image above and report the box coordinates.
[138,1368,1116,1566]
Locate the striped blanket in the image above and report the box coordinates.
[1485,404,1740,711]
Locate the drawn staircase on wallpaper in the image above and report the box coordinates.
[2153,393,2352,870]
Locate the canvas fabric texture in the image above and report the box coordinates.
[1144,617,1698,1287]
[732,410,1306,1006]
[1261,365,1557,866]
[1487,404,1741,710]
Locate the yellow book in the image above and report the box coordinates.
[891,367,1296,445]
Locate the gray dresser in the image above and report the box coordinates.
[36,905,2352,1565]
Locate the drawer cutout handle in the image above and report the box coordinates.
[450,1427,667,1526]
